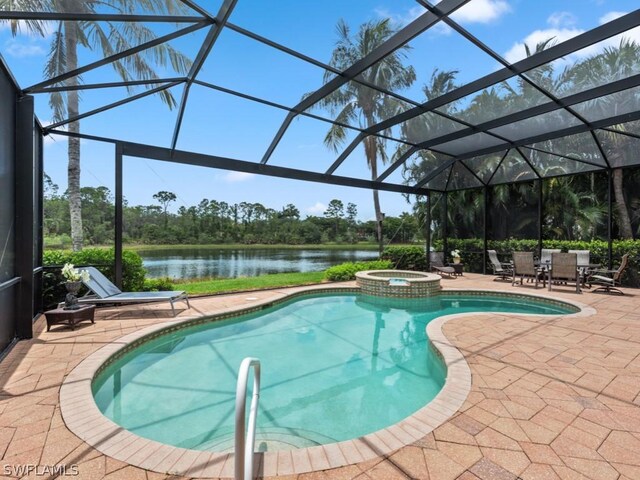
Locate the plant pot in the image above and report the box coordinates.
[65,281,82,295]
[452,257,461,264]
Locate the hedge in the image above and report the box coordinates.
[324,260,393,281]
[381,246,428,271]
[43,248,146,309]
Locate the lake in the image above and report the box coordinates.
[139,247,379,279]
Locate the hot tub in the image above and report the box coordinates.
[355,270,442,298]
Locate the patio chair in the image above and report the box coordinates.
[512,252,541,288]
[78,267,190,316]
[548,252,581,293]
[569,249,592,284]
[429,252,456,278]
[540,248,561,265]
[487,250,513,280]
[589,254,629,295]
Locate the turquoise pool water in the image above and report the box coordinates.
[92,293,575,452]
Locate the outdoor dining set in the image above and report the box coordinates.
[488,249,630,295]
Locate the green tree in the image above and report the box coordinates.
[279,204,300,219]
[346,203,358,223]
[324,199,345,238]
[311,19,416,254]
[3,0,193,251]
[153,191,176,227]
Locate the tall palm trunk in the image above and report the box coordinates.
[364,135,383,254]
[613,168,633,238]
[64,18,83,251]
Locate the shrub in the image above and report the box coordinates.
[43,248,146,309]
[325,260,393,281]
[143,277,175,291]
[381,246,427,271]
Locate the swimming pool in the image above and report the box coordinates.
[92,292,576,453]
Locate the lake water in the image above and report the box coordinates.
[139,247,379,279]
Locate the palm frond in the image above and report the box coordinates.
[45,24,68,123]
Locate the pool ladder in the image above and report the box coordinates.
[235,357,261,480]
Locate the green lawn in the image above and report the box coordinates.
[175,271,327,295]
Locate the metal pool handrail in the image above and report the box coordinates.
[235,357,261,480]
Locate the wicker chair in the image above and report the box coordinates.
[512,252,540,288]
[548,252,580,293]
[488,250,513,280]
[590,254,629,295]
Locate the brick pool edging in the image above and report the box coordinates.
[59,284,594,478]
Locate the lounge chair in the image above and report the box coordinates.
[429,252,456,278]
[548,252,580,294]
[78,267,190,316]
[589,254,629,295]
[487,250,513,280]
[512,252,541,288]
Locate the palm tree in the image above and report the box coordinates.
[4,0,192,251]
[543,176,606,240]
[311,19,416,253]
[566,38,640,238]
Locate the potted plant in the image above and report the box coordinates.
[451,249,462,264]
[61,263,89,291]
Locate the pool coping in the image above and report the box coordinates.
[59,284,595,478]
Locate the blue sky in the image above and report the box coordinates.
[2,0,639,219]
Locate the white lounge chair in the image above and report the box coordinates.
[78,267,190,316]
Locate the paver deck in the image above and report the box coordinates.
[1,274,639,479]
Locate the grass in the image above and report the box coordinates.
[175,271,327,295]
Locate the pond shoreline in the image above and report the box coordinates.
[127,242,394,251]
[138,245,386,280]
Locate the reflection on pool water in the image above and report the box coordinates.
[92,293,575,451]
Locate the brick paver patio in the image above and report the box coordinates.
[0,274,638,479]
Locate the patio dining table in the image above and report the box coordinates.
[535,261,602,288]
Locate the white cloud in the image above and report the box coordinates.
[503,9,640,65]
[4,38,45,57]
[599,11,627,25]
[503,27,584,63]
[306,202,326,215]
[596,12,640,51]
[374,6,423,27]
[431,22,453,36]
[380,0,512,36]
[450,0,511,24]
[547,11,577,28]
[0,19,57,37]
[222,171,255,183]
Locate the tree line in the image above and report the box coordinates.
[43,178,422,247]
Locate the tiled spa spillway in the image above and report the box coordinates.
[356,270,442,298]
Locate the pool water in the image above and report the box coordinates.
[92,293,575,452]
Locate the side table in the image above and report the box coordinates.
[447,263,464,276]
[44,304,96,331]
